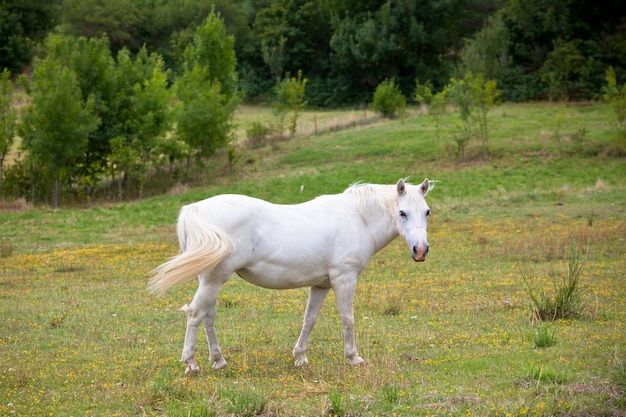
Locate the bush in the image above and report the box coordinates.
[245,121,273,148]
[372,79,406,119]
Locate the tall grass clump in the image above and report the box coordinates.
[519,242,587,322]
[223,388,267,417]
[531,323,557,348]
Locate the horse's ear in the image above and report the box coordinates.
[396,179,406,196]
[419,178,431,196]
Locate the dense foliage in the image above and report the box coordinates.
[6,0,622,104]
[4,12,237,205]
[0,0,62,74]
[1,0,625,205]
[463,0,626,101]
[0,70,17,201]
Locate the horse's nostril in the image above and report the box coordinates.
[412,243,429,261]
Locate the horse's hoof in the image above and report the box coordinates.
[294,357,309,368]
[349,356,365,366]
[212,359,228,370]
[185,365,200,377]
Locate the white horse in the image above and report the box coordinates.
[149,178,432,375]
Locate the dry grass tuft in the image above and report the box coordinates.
[0,197,29,212]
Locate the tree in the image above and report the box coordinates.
[461,12,510,82]
[38,34,175,200]
[43,34,117,180]
[495,0,626,100]
[273,70,308,137]
[252,0,334,105]
[441,72,500,159]
[602,67,626,155]
[465,72,500,156]
[414,78,446,144]
[108,48,173,198]
[174,11,240,176]
[19,59,100,207]
[61,0,142,53]
[329,0,463,103]
[539,40,588,101]
[0,69,17,201]
[0,0,61,74]
[443,77,473,160]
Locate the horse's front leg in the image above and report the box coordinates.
[293,286,330,367]
[332,275,364,366]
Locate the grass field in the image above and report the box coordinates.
[1,102,625,416]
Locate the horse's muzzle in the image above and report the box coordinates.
[412,243,429,262]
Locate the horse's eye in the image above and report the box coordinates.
[399,210,407,219]
[426,209,431,217]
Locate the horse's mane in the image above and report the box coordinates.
[343,182,400,218]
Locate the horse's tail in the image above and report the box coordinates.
[148,204,235,295]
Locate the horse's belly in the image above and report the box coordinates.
[235,265,331,290]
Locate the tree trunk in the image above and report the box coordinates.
[52,176,59,209]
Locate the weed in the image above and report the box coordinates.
[382,304,401,316]
[610,348,626,392]
[521,366,568,389]
[227,144,241,171]
[49,310,68,328]
[553,112,564,155]
[531,323,557,348]
[223,388,267,417]
[519,242,587,322]
[380,384,400,404]
[326,390,345,417]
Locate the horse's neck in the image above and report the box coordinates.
[351,188,399,252]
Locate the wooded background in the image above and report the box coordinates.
[1,0,625,206]
[3,0,625,104]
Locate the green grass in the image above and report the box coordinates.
[1,102,625,416]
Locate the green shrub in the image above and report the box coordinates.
[372,78,406,119]
[246,121,273,148]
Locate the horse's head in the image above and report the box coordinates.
[395,178,432,262]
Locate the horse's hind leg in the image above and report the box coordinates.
[202,314,227,370]
[293,286,330,367]
[180,272,228,375]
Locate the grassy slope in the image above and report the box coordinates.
[1,102,625,416]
